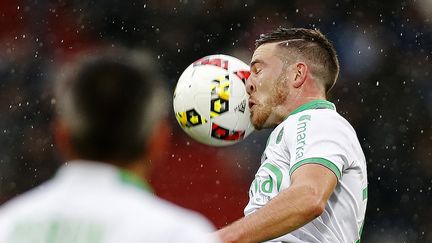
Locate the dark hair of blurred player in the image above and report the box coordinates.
[54,49,167,168]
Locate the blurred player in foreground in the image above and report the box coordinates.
[217,28,368,243]
[0,49,220,243]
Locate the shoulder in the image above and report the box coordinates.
[0,179,56,217]
[284,109,358,158]
[112,192,219,242]
[0,180,57,237]
[283,109,356,137]
[131,191,213,227]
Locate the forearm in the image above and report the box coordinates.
[218,184,325,243]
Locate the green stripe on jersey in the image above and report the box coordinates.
[355,221,365,243]
[289,100,336,116]
[263,163,283,191]
[119,170,153,192]
[363,187,368,200]
[290,157,341,179]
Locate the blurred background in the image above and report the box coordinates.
[0,0,431,242]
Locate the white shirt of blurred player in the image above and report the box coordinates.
[244,100,368,243]
[0,161,220,243]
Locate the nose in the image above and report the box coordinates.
[245,77,256,95]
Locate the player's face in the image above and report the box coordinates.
[246,43,291,130]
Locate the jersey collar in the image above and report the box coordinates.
[58,160,153,193]
[289,99,336,116]
[118,169,153,193]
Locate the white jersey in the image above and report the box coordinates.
[0,161,220,243]
[245,100,367,243]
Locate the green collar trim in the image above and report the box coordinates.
[289,99,336,116]
[119,170,153,193]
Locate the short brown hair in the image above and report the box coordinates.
[256,27,340,92]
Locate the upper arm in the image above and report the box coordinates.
[290,163,337,205]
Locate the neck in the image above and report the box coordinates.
[284,91,326,117]
[263,96,326,129]
[122,157,151,181]
[64,153,150,182]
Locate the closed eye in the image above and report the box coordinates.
[251,59,264,75]
[251,65,262,75]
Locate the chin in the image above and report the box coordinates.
[252,123,263,130]
[250,113,264,130]
[251,107,280,130]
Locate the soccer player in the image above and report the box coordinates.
[0,49,220,243]
[217,28,368,243]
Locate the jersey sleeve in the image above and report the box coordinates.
[287,112,351,180]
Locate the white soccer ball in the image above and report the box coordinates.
[173,54,254,146]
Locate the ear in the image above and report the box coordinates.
[53,119,75,160]
[126,119,172,180]
[146,118,172,163]
[292,62,308,88]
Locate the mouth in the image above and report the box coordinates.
[248,99,256,110]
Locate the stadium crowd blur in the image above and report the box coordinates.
[0,0,430,242]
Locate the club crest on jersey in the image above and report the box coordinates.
[276,127,284,144]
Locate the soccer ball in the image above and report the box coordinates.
[173,54,254,146]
